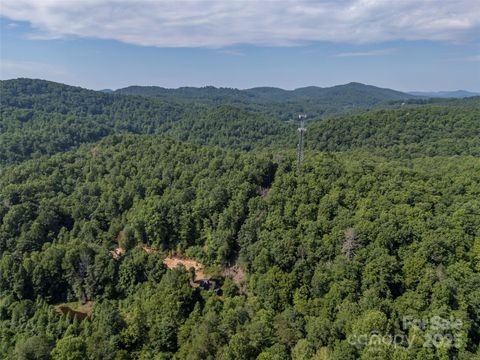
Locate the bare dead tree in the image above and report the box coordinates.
[342,227,360,261]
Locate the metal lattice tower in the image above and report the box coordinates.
[297,114,307,168]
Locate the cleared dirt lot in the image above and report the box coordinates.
[163,256,207,283]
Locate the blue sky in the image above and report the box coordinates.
[1,0,479,91]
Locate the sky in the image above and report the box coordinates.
[0,0,479,92]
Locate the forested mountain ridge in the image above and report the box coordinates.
[0,78,292,164]
[2,78,479,166]
[116,82,416,103]
[116,81,418,118]
[0,133,479,359]
[307,105,480,157]
[429,95,480,108]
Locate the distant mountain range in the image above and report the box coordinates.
[2,78,479,166]
[114,82,416,103]
[112,82,418,119]
[98,83,480,117]
[111,84,480,101]
[408,90,480,98]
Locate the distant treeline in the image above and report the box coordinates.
[1,79,479,165]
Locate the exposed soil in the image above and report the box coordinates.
[55,301,94,320]
[223,264,246,285]
[163,256,207,283]
[110,230,126,259]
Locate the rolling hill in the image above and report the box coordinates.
[116,82,416,103]
[115,82,418,119]
[1,78,479,165]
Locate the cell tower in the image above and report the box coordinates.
[297,114,307,168]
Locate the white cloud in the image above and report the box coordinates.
[335,48,396,57]
[1,0,479,48]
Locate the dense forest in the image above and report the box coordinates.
[0,79,479,359]
[0,79,294,164]
[114,82,418,119]
[307,106,480,157]
[2,79,479,165]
